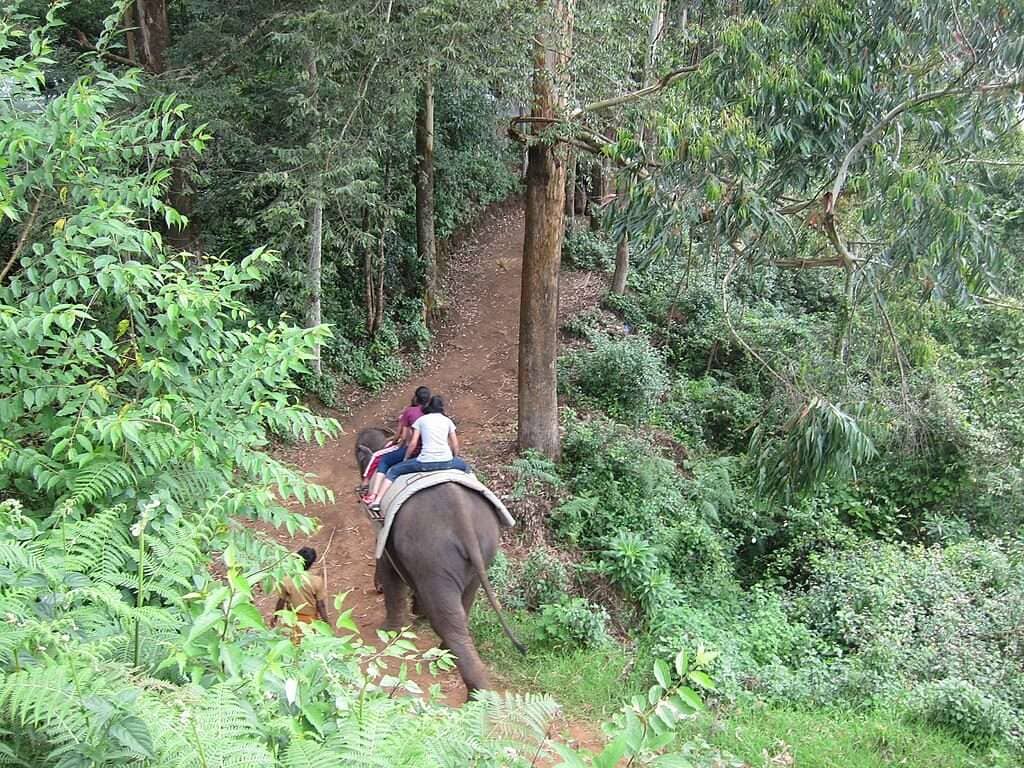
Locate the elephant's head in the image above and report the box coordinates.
[355,426,394,474]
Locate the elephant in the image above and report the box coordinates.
[355,427,525,696]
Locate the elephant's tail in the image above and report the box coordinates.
[468,538,527,656]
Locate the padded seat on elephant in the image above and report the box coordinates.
[374,470,514,558]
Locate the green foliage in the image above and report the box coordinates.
[519,549,571,611]
[655,376,761,453]
[782,539,1024,741]
[509,449,562,500]
[679,704,1019,768]
[907,678,1017,747]
[559,333,669,424]
[535,597,610,650]
[752,396,877,502]
[562,228,615,272]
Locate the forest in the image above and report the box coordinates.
[1,0,1023,766]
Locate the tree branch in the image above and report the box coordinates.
[723,245,797,394]
[874,292,911,413]
[1,194,43,285]
[770,256,854,269]
[73,29,140,68]
[571,62,699,118]
[827,77,1024,213]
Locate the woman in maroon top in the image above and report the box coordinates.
[362,386,430,504]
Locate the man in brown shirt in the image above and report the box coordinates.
[270,547,329,642]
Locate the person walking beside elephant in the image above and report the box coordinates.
[366,395,469,511]
[270,547,329,644]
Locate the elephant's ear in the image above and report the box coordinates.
[356,444,371,471]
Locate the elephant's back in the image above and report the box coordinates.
[390,482,501,560]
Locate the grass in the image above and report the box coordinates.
[678,704,1018,768]
[470,605,637,720]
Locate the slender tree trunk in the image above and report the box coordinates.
[612,233,629,294]
[123,4,138,63]
[134,0,169,74]
[376,231,386,334]
[564,150,576,225]
[589,160,604,231]
[364,233,375,336]
[610,1,664,293]
[307,201,323,375]
[518,0,574,460]
[642,0,666,152]
[416,74,439,324]
[306,56,322,374]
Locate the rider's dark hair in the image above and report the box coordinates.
[412,386,431,407]
[297,547,317,570]
[423,395,446,415]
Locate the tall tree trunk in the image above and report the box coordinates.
[122,4,138,63]
[589,159,605,231]
[518,0,574,460]
[307,200,323,375]
[416,74,439,324]
[564,150,576,225]
[612,232,629,294]
[306,56,322,374]
[134,0,169,74]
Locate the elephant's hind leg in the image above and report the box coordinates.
[461,575,481,617]
[377,553,410,631]
[421,588,490,696]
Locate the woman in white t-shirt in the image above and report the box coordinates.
[366,395,470,510]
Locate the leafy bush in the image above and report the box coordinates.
[655,376,761,452]
[536,597,610,649]
[907,679,1016,746]
[556,413,685,547]
[559,333,669,423]
[519,549,572,610]
[788,540,1024,734]
[509,450,562,499]
[562,228,615,271]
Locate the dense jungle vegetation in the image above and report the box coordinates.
[2,1,1023,766]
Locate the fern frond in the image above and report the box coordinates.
[477,690,562,745]
[64,460,136,508]
[284,740,339,768]
[62,504,130,574]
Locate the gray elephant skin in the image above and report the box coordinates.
[355,427,525,697]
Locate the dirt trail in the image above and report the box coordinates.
[258,202,532,706]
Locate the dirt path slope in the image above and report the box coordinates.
[259,203,529,705]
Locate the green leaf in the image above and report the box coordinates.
[109,715,154,758]
[232,602,264,630]
[653,658,672,689]
[687,670,716,691]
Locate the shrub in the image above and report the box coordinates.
[562,228,615,271]
[655,377,761,452]
[519,549,572,610]
[536,597,611,649]
[296,371,340,407]
[555,414,685,548]
[789,540,1024,728]
[559,333,669,423]
[907,679,1016,746]
[486,551,524,610]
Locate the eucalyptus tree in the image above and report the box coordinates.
[516,0,695,458]
[515,0,1023,478]
[602,0,1024,495]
